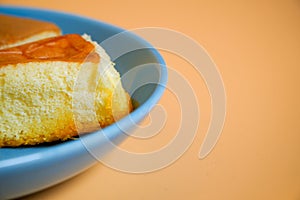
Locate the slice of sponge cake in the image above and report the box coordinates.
[0,14,61,50]
[0,34,132,147]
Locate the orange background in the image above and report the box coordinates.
[1,1,300,199]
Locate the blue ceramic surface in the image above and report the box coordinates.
[0,6,167,199]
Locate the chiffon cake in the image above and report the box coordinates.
[0,34,132,147]
[0,14,61,50]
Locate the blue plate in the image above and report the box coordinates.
[0,6,167,199]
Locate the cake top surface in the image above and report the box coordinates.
[0,14,61,46]
[0,34,100,66]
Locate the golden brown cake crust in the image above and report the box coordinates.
[0,34,100,66]
[0,14,61,47]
